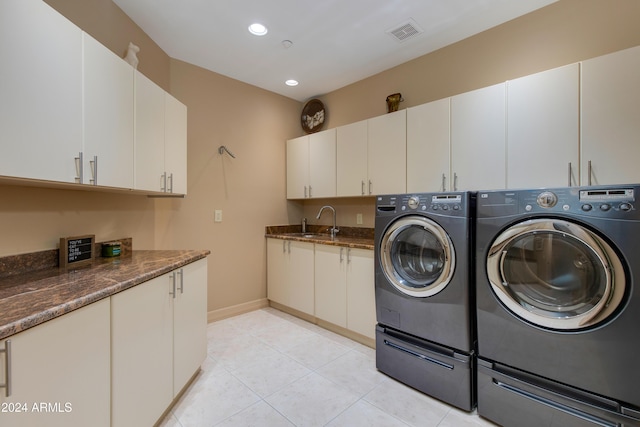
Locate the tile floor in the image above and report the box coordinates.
[159,307,497,427]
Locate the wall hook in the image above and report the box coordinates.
[218,145,236,158]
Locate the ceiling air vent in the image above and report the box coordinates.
[386,18,424,43]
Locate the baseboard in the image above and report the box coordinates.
[207,298,269,323]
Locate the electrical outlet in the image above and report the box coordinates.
[356,213,363,225]
[214,210,222,222]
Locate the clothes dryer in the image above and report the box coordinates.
[475,185,640,426]
[375,192,476,411]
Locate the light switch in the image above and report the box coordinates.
[356,213,363,225]
[214,210,222,222]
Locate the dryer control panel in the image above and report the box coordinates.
[377,193,471,217]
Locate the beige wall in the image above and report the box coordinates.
[3,0,640,315]
[154,59,300,311]
[44,0,171,91]
[317,0,640,128]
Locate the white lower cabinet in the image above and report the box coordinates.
[314,245,348,328]
[346,249,375,340]
[314,246,375,340]
[111,259,208,427]
[269,238,375,340]
[0,299,110,427]
[267,239,315,315]
[173,259,208,396]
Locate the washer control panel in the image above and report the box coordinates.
[479,186,638,219]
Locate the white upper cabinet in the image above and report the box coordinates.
[407,98,451,192]
[451,83,506,191]
[507,64,579,189]
[134,71,165,193]
[367,110,407,195]
[286,135,309,199]
[581,45,640,186]
[83,33,134,188]
[309,129,337,198]
[165,93,188,195]
[0,0,83,183]
[336,120,368,197]
[286,128,336,199]
[336,111,406,197]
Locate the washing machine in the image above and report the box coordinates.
[475,185,640,426]
[375,192,476,411]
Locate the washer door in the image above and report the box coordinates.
[487,218,626,330]
[380,216,455,298]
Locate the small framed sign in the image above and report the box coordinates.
[60,234,95,269]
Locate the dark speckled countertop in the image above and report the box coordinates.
[0,250,210,340]
[265,225,374,250]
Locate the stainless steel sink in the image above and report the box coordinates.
[286,232,329,238]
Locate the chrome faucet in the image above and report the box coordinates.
[316,205,339,238]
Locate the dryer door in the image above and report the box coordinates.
[486,218,626,330]
[380,215,455,297]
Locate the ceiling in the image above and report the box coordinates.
[112,0,557,102]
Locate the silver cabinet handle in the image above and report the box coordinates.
[568,162,572,187]
[169,272,176,298]
[287,241,291,254]
[347,248,352,264]
[168,173,174,193]
[368,180,372,195]
[441,173,446,192]
[361,180,365,196]
[339,247,344,263]
[309,185,312,198]
[304,186,308,198]
[282,240,286,253]
[177,269,184,294]
[161,172,167,192]
[453,173,458,191]
[89,155,98,185]
[588,160,592,186]
[75,152,83,184]
[0,339,11,397]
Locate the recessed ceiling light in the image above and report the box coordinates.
[248,23,268,36]
[285,79,299,87]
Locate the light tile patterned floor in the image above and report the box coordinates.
[159,308,497,427]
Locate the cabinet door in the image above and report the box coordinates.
[165,93,188,195]
[507,64,579,188]
[309,128,336,198]
[451,83,506,191]
[287,241,315,316]
[0,299,110,427]
[407,99,450,192]
[0,0,82,183]
[135,71,166,192]
[367,110,407,195]
[174,259,208,396]
[111,274,173,427]
[337,120,368,197]
[582,46,640,186]
[346,249,375,340]
[314,245,347,327]
[267,238,288,306]
[286,136,309,199]
[83,33,134,189]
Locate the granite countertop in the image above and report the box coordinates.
[0,249,210,340]
[265,225,374,250]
